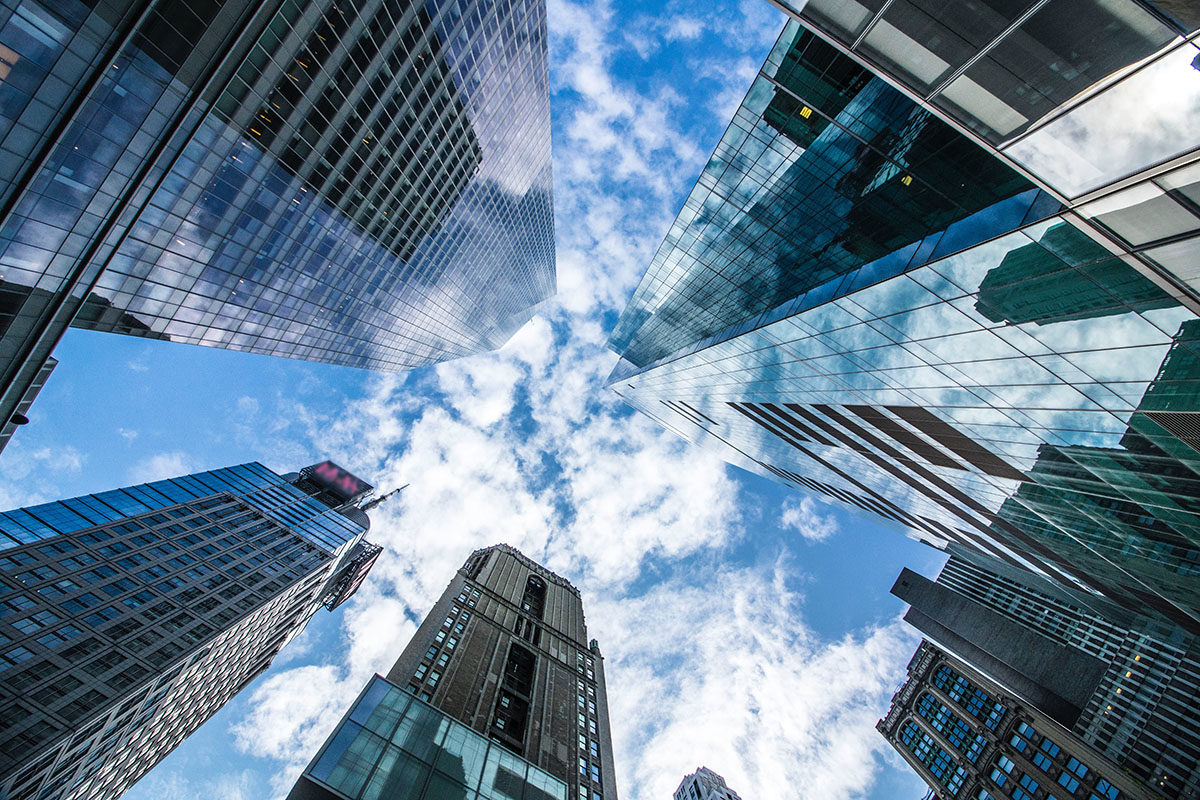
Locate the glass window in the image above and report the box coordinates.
[1082,183,1200,246]
[482,745,529,800]
[392,697,445,763]
[1006,42,1200,196]
[435,720,487,789]
[309,722,382,796]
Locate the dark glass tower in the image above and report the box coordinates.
[878,640,1154,800]
[0,460,384,800]
[289,544,618,800]
[0,0,555,445]
[893,556,1200,799]
[607,16,1200,633]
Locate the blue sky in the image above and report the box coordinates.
[2,1,949,797]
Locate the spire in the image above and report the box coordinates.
[360,483,407,512]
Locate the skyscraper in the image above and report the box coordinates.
[0,459,385,800]
[607,12,1200,632]
[673,767,743,800]
[878,639,1154,800]
[893,555,1200,799]
[0,0,555,445]
[289,544,618,800]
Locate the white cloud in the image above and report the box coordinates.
[599,562,918,800]
[781,496,840,543]
[210,3,913,800]
[127,451,196,484]
[117,427,139,441]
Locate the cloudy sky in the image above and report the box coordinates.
[2,0,948,797]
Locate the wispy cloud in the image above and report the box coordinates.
[781,496,840,543]
[127,451,197,484]
[219,4,913,799]
[117,427,139,441]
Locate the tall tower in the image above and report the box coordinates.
[673,767,743,800]
[606,14,1200,633]
[878,640,1154,800]
[0,460,385,800]
[893,555,1200,798]
[289,544,618,800]
[0,0,555,447]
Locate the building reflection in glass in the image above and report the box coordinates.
[294,675,566,800]
[608,20,1200,634]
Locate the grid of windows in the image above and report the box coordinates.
[0,0,556,446]
[932,664,1007,730]
[899,719,968,795]
[0,461,376,800]
[881,642,1142,800]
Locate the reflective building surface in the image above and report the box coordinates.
[879,640,1153,800]
[0,0,555,441]
[607,17,1200,633]
[0,460,383,800]
[291,544,618,800]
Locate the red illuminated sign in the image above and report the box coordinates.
[308,461,371,500]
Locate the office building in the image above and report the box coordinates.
[674,767,743,800]
[606,11,1200,632]
[0,0,555,447]
[290,544,618,800]
[893,556,1200,799]
[879,639,1154,800]
[0,459,385,800]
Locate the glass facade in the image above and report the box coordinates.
[293,674,567,800]
[0,461,381,800]
[0,0,554,437]
[607,19,1200,635]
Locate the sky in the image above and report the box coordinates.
[1,0,949,797]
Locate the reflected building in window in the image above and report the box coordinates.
[0,460,385,800]
[878,639,1154,800]
[0,0,554,448]
[607,16,1200,634]
[289,544,618,800]
[892,555,1200,799]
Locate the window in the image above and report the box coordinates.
[1040,737,1060,757]
[1094,779,1120,799]
[1033,751,1054,772]
[1066,757,1088,778]
[1058,773,1080,793]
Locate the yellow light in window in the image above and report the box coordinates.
[901,175,913,186]
[799,105,812,119]
[1135,655,1141,661]
[1125,671,1131,677]
[1116,688,1122,694]
[249,127,261,136]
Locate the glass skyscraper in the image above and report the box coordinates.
[290,544,618,800]
[0,459,384,800]
[607,12,1200,634]
[0,0,554,439]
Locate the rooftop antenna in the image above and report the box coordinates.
[360,483,408,512]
